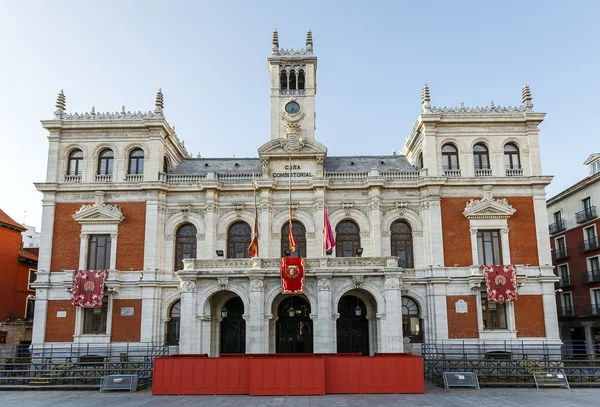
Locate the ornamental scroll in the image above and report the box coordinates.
[72,270,107,308]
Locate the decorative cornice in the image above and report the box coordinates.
[429,102,530,114]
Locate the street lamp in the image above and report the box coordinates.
[221,306,228,318]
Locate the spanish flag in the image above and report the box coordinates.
[248,208,259,257]
[288,207,297,254]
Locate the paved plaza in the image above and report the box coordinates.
[1,386,599,407]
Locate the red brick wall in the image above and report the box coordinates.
[115,203,146,271]
[441,198,476,267]
[111,299,142,342]
[507,197,539,266]
[51,203,87,272]
[45,300,76,342]
[51,202,146,272]
[0,227,24,321]
[514,295,546,337]
[447,296,479,338]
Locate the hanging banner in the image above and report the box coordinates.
[72,270,108,308]
[281,257,305,294]
[481,265,518,303]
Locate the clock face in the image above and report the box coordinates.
[285,101,300,114]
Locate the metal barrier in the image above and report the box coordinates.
[0,343,169,390]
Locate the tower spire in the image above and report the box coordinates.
[155,88,164,115]
[272,28,279,55]
[421,83,431,113]
[54,89,66,118]
[522,82,533,111]
[306,28,313,54]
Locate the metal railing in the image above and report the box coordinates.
[576,207,597,224]
[579,237,600,252]
[549,220,566,235]
[557,306,576,318]
[558,275,572,288]
[552,247,568,260]
[581,304,600,316]
[581,269,600,284]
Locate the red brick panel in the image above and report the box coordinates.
[507,197,539,266]
[0,228,23,321]
[111,299,142,342]
[51,203,88,272]
[441,198,476,267]
[45,300,76,342]
[115,203,146,271]
[446,296,479,338]
[514,295,546,337]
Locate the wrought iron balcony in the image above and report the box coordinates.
[558,275,572,288]
[557,306,576,318]
[552,247,568,261]
[576,207,597,224]
[581,304,600,317]
[579,237,600,252]
[548,220,566,235]
[581,270,600,284]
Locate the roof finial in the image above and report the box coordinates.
[272,28,279,55]
[306,28,313,54]
[421,83,430,113]
[155,88,164,115]
[54,89,66,118]
[392,148,397,156]
[522,82,533,111]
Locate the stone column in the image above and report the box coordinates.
[314,277,333,353]
[178,280,197,354]
[581,322,596,360]
[247,278,266,353]
[382,276,404,352]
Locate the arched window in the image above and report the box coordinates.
[441,144,459,170]
[417,152,424,170]
[289,70,297,90]
[175,223,197,270]
[280,69,288,90]
[128,149,144,174]
[163,157,169,174]
[227,221,251,259]
[336,220,361,257]
[402,297,422,343]
[98,149,114,175]
[473,143,490,169]
[68,149,83,175]
[281,220,307,258]
[298,69,305,90]
[504,143,520,169]
[391,220,413,268]
[166,301,180,346]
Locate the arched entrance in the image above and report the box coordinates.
[220,297,246,354]
[337,295,369,355]
[276,296,313,353]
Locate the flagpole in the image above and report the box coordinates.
[288,155,292,210]
[253,170,258,257]
[322,184,326,258]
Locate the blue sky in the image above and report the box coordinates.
[1,1,599,229]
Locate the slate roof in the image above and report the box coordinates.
[171,155,416,175]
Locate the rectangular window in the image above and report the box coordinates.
[558,264,570,286]
[553,211,562,224]
[585,226,596,241]
[87,235,111,270]
[561,292,573,311]
[481,293,507,329]
[593,290,600,314]
[83,299,108,334]
[583,197,592,212]
[555,236,566,254]
[590,257,600,272]
[477,230,503,265]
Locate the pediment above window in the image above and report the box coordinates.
[463,185,516,220]
[72,191,124,225]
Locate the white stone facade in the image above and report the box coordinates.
[31,31,561,355]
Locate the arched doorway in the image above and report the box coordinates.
[166,300,180,346]
[276,296,313,353]
[220,297,246,354]
[337,295,369,355]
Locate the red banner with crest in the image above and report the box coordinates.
[281,257,305,294]
[72,270,108,308]
[481,265,518,303]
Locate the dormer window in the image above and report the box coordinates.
[591,159,600,176]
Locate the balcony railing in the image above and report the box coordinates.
[326,172,369,181]
[475,167,493,177]
[125,173,143,182]
[579,237,600,252]
[576,207,597,224]
[443,168,461,177]
[159,173,207,183]
[381,171,421,180]
[63,173,82,183]
[94,174,112,182]
[505,167,524,177]
[557,306,576,318]
[217,173,257,183]
[558,275,572,288]
[581,304,600,316]
[548,220,566,235]
[552,247,568,261]
[581,270,600,284]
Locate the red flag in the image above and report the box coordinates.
[288,207,296,254]
[248,209,259,257]
[481,265,518,302]
[281,257,305,294]
[323,204,336,253]
[72,270,107,308]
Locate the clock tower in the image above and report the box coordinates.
[268,29,317,142]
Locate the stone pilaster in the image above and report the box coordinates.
[258,189,271,258]
[430,280,449,340]
[247,278,266,353]
[368,190,382,257]
[178,280,197,353]
[541,280,561,340]
[314,277,333,352]
[382,276,404,352]
[204,193,217,258]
